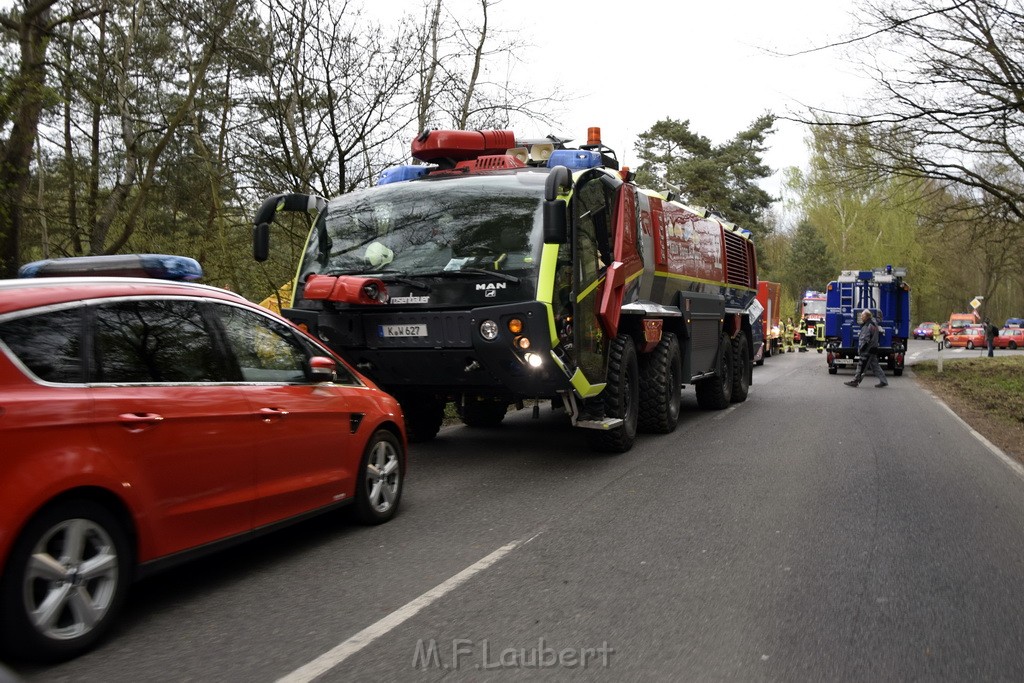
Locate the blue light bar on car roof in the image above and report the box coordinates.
[18,254,203,281]
[377,165,430,185]
[548,149,602,170]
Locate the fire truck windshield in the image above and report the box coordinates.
[803,300,826,316]
[297,173,547,288]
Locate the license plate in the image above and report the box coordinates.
[379,324,427,338]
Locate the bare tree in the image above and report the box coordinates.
[411,0,561,134]
[239,0,419,200]
[797,0,1024,224]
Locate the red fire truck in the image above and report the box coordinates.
[756,281,782,363]
[799,290,827,351]
[253,127,759,452]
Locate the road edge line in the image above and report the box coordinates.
[276,531,543,683]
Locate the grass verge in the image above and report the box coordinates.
[912,356,1024,463]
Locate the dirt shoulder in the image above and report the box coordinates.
[910,357,1024,464]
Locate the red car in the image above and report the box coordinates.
[913,321,938,339]
[994,327,1024,350]
[944,325,986,349]
[0,255,407,662]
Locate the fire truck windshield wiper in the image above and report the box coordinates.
[420,268,519,284]
[326,267,431,291]
[382,274,431,291]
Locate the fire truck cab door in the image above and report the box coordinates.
[568,170,618,396]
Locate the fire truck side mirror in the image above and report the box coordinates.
[543,165,571,244]
[543,200,567,244]
[253,222,270,262]
[545,165,571,201]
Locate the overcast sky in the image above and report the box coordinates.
[373,0,876,209]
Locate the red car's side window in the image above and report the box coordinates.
[90,300,229,383]
[216,305,311,383]
[0,306,86,383]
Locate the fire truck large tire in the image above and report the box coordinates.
[730,331,751,403]
[587,335,639,453]
[457,397,507,428]
[638,332,681,434]
[695,332,734,410]
[400,394,445,442]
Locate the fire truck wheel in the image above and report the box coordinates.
[639,332,681,434]
[967,341,974,350]
[587,334,639,453]
[730,331,750,403]
[695,332,734,410]
[458,397,508,427]
[353,429,404,525]
[400,394,445,442]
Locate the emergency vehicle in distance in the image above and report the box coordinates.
[799,290,827,351]
[756,280,782,362]
[824,267,911,376]
[253,127,759,453]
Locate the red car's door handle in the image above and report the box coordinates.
[258,407,290,422]
[118,413,164,432]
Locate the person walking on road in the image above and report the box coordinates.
[984,318,998,357]
[845,309,888,388]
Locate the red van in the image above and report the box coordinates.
[946,312,979,335]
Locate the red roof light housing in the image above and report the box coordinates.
[303,275,389,305]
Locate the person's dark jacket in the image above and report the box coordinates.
[858,317,880,356]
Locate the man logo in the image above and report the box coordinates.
[476,282,507,291]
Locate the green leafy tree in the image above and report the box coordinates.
[787,123,942,322]
[0,0,101,277]
[783,220,836,303]
[634,114,777,241]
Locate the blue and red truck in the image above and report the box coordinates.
[824,267,911,376]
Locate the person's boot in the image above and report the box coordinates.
[844,380,859,387]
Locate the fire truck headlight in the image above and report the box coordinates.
[480,320,499,340]
[514,335,531,350]
[525,352,543,368]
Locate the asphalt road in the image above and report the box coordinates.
[11,344,1024,682]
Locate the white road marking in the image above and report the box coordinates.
[277,532,542,683]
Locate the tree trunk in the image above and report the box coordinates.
[0,1,57,277]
